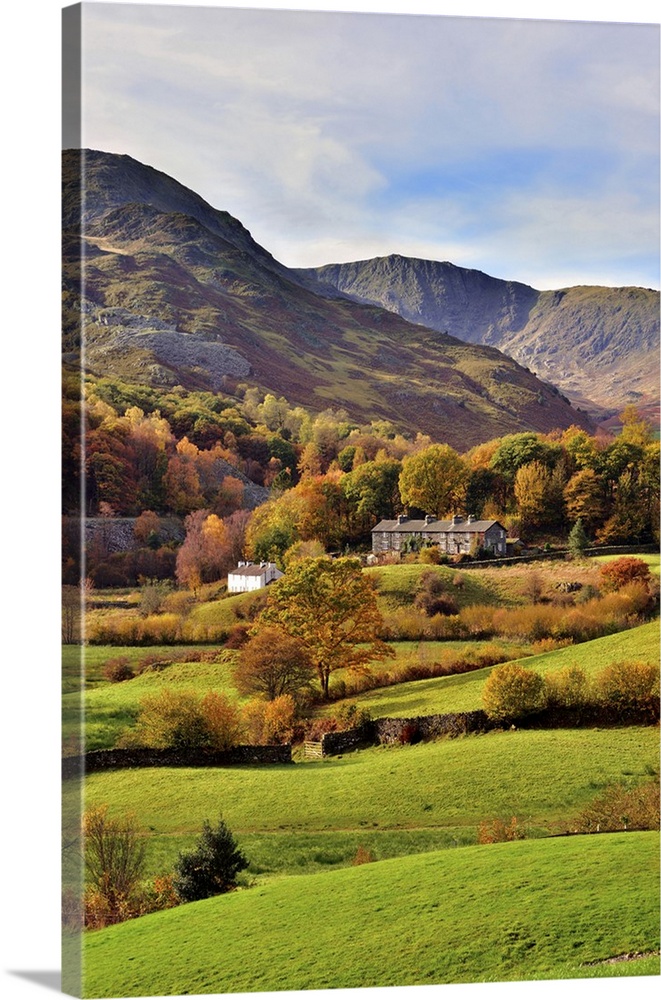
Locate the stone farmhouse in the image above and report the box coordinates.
[227,561,283,594]
[371,515,507,557]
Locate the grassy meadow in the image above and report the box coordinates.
[340,619,660,719]
[83,832,660,997]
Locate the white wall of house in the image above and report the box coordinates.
[227,562,283,594]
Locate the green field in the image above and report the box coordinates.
[345,620,660,718]
[82,831,660,997]
[75,726,658,878]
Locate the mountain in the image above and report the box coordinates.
[297,255,660,420]
[62,150,594,448]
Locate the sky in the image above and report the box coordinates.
[67,1,660,290]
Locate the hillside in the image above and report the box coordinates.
[301,255,660,418]
[82,833,659,995]
[62,150,594,448]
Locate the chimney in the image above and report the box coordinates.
[451,515,463,525]
[467,515,476,524]
[397,514,408,524]
[424,515,434,524]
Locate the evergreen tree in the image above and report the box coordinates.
[173,819,248,902]
[567,518,589,558]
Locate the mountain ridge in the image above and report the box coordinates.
[297,255,660,418]
[62,149,596,448]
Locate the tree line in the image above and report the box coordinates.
[63,371,659,586]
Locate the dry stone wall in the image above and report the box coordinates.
[62,744,292,779]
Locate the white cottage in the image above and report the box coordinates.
[227,561,283,594]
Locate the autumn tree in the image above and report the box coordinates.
[398,444,468,518]
[257,556,393,699]
[563,468,608,533]
[234,628,315,701]
[163,437,204,515]
[176,510,236,590]
[83,805,146,926]
[514,460,553,533]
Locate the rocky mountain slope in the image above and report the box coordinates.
[301,255,659,418]
[62,150,594,448]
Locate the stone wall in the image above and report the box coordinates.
[316,700,659,756]
[62,744,292,779]
[374,710,495,744]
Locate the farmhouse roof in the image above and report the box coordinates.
[371,516,504,533]
[228,562,276,577]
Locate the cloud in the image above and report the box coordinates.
[77,4,659,289]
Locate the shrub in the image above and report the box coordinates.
[173,818,248,903]
[335,701,373,731]
[599,557,652,592]
[419,546,441,564]
[413,570,459,617]
[596,660,660,710]
[200,691,245,749]
[103,657,135,683]
[262,694,298,744]
[134,654,172,675]
[477,816,524,844]
[482,663,547,721]
[304,717,339,741]
[544,664,592,708]
[352,845,375,865]
[224,623,251,649]
[571,779,660,833]
[131,688,244,750]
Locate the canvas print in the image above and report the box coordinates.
[62,2,660,998]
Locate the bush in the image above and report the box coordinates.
[571,779,660,833]
[131,688,244,750]
[482,663,547,722]
[352,845,375,865]
[173,819,248,903]
[103,657,135,683]
[544,664,591,708]
[596,660,660,710]
[599,557,652,592]
[477,816,524,844]
[224,624,251,649]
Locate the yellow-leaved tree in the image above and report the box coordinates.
[256,556,393,699]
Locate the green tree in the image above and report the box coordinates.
[173,819,248,903]
[567,518,589,558]
[257,556,393,699]
[399,444,468,518]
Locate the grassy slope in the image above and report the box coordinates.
[82,832,660,997]
[348,620,660,718]
[75,726,658,878]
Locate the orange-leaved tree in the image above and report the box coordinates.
[256,556,393,699]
